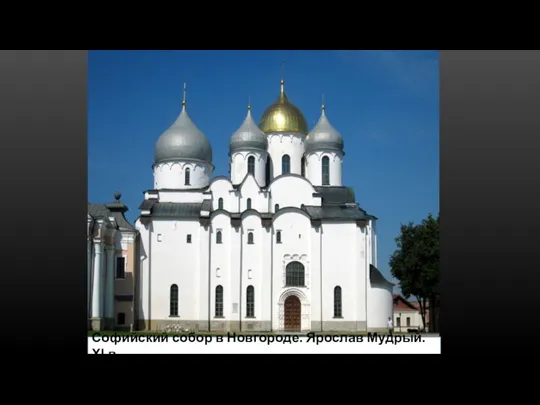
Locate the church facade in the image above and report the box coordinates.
[88,79,394,333]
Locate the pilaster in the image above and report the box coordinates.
[91,238,104,330]
[105,244,116,330]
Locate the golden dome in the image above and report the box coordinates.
[259,80,308,134]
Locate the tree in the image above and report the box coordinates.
[389,213,439,332]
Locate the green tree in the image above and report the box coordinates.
[389,213,439,332]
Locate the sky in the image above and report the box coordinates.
[88,50,439,290]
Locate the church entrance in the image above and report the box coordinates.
[284,295,301,331]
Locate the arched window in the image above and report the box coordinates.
[247,198,252,210]
[275,204,279,212]
[334,286,342,318]
[185,168,191,185]
[170,284,178,316]
[282,154,290,174]
[301,156,306,177]
[276,230,282,244]
[218,198,223,210]
[215,285,223,317]
[247,232,254,244]
[216,231,222,244]
[322,156,330,185]
[285,261,305,287]
[246,286,255,317]
[265,156,272,185]
[248,156,255,175]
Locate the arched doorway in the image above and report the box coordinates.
[284,295,301,331]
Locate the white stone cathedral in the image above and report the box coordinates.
[88,79,394,333]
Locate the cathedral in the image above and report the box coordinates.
[87,79,394,333]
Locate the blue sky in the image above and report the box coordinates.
[88,50,439,289]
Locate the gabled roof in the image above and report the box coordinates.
[392,294,418,311]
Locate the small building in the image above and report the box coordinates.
[87,193,139,331]
[392,294,426,332]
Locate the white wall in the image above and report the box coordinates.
[154,161,213,190]
[149,219,202,321]
[306,151,343,187]
[321,222,359,322]
[239,176,265,212]
[231,151,267,187]
[209,178,236,211]
[393,310,423,332]
[210,213,233,320]
[272,209,312,331]
[157,190,205,203]
[267,133,305,178]
[367,284,393,330]
[241,214,263,322]
[268,175,317,209]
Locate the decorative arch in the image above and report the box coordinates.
[277,288,310,332]
[278,287,308,305]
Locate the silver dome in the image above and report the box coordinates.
[305,106,344,155]
[229,106,268,154]
[154,104,213,165]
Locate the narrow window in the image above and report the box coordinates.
[397,317,401,327]
[247,198,252,210]
[247,232,254,244]
[215,285,223,317]
[185,168,191,185]
[322,156,330,185]
[334,286,342,318]
[117,312,125,325]
[265,156,272,185]
[218,198,223,210]
[282,154,290,174]
[275,204,279,212]
[170,284,179,316]
[116,257,125,279]
[216,230,222,244]
[248,156,255,175]
[276,230,282,243]
[301,156,306,177]
[186,234,192,243]
[406,317,411,327]
[246,286,255,317]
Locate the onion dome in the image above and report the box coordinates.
[154,83,212,165]
[305,103,344,155]
[230,104,268,154]
[259,80,308,134]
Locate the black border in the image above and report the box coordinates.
[3,50,540,356]
[0,50,87,352]
[441,50,540,353]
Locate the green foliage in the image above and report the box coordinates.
[390,213,439,330]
